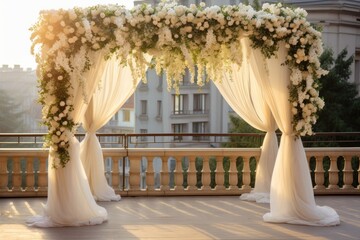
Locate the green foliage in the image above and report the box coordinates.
[252,0,261,10]
[223,114,263,148]
[315,48,360,132]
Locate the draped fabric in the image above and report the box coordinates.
[215,38,278,203]
[250,42,340,226]
[80,56,141,201]
[27,51,108,227]
[26,42,341,227]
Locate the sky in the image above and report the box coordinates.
[0,0,134,70]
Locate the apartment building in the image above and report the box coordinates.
[267,0,360,91]
[0,64,45,133]
[133,0,236,148]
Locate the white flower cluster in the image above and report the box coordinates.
[30,1,327,167]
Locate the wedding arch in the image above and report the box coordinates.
[28,1,340,227]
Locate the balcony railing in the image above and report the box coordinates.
[0,133,359,197]
[171,110,209,116]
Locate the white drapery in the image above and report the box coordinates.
[80,56,140,201]
[27,51,109,227]
[215,39,278,203]
[27,43,340,227]
[251,42,340,226]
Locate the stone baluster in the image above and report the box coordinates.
[228,156,238,190]
[314,156,325,190]
[25,158,35,192]
[11,157,22,192]
[37,156,48,192]
[0,156,8,192]
[129,156,141,191]
[146,158,155,191]
[328,155,339,189]
[242,156,251,190]
[342,155,354,189]
[174,156,184,191]
[215,156,225,190]
[111,157,120,191]
[187,156,197,190]
[202,157,211,191]
[160,157,170,191]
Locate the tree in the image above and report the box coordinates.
[0,89,25,132]
[223,114,263,148]
[242,0,261,10]
[314,48,360,132]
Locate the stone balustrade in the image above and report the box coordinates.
[0,147,359,197]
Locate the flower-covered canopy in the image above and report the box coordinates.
[31,1,326,168]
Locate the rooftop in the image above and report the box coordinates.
[1,195,359,240]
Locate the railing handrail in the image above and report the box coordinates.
[1,132,360,148]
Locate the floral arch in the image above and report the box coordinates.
[28,1,339,227]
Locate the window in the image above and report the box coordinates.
[193,94,207,113]
[157,74,163,90]
[140,100,147,115]
[193,122,208,140]
[172,123,187,140]
[173,94,187,114]
[140,129,147,141]
[157,100,162,117]
[179,68,190,85]
[111,112,119,121]
[123,109,130,122]
[193,122,207,133]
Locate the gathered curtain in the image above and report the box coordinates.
[80,56,141,201]
[215,38,278,203]
[27,50,108,227]
[250,42,340,226]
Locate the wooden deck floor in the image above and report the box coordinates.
[1,195,359,240]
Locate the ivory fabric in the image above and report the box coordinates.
[251,42,340,226]
[215,38,278,203]
[80,56,141,201]
[27,51,108,227]
[27,41,340,227]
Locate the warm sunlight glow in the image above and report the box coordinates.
[0,0,134,70]
[122,225,215,239]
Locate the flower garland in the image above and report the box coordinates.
[30,1,326,168]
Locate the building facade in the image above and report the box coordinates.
[133,0,236,148]
[135,0,360,91]
[0,65,45,133]
[267,0,360,91]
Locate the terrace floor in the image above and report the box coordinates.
[0,195,359,240]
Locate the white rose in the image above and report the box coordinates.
[51,135,60,143]
[51,106,58,114]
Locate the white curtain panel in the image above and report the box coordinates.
[27,51,108,227]
[251,42,340,226]
[80,56,141,201]
[215,38,278,203]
